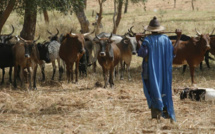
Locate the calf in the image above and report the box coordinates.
[173,29,210,84]
[94,34,121,88]
[59,31,93,83]
[13,36,41,90]
[180,88,215,102]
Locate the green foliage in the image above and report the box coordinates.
[1,0,86,16]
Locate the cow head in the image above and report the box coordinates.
[19,36,40,59]
[37,42,51,63]
[0,25,14,43]
[94,33,114,58]
[195,29,211,51]
[47,28,59,41]
[122,35,137,55]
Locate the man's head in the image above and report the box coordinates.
[144,16,165,32]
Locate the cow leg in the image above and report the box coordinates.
[57,58,63,81]
[66,63,71,83]
[126,63,131,81]
[120,60,124,80]
[75,61,79,83]
[39,63,45,81]
[70,62,74,83]
[205,51,210,69]
[9,67,12,83]
[27,67,32,90]
[93,62,97,73]
[13,65,17,89]
[103,67,108,88]
[189,66,195,84]
[20,68,25,89]
[199,62,203,71]
[32,64,38,90]
[109,67,114,88]
[51,61,56,80]
[1,68,5,84]
[182,65,187,74]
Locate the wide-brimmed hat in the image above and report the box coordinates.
[144,16,165,32]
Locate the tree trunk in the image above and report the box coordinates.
[43,8,49,24]
[113,0,123,34]
[84,0,87,9]
[191,0,194,11]
[124,0,128,13]
[143,2,146,11]
[20,0,37,40]
[0,0,16,34]
[95,0,104,35]
[75,8,89,33]
[174,0,176,8]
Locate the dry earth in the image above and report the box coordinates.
[1,0,215,133]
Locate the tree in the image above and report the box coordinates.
[0,0,16,34]
[124,0,128,13]
[20,0,37,40]
[113,0,123,34]
[94,0,105,35]
[191,0,195,11]
[72,0,90,33]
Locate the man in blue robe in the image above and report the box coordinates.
[138,16,178,123]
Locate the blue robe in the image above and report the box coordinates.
[138,34,176,121]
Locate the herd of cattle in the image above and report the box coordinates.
[0,25,215,89]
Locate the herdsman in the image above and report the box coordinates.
[138,16,181,123]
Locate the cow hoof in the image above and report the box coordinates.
[128,78,132,81]
[33,87,37,90]
[120,77,124,80]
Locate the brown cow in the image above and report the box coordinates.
[59,31,93,83]
[94,33,121,88]
[173,29,211,84]
[116,36,137,80]
[13,36,41,90]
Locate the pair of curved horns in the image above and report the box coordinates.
[95,33,112,40]
[1,25,14,36]
[71,29,95,37]
[47,28,59,36]
[18,35,40,43]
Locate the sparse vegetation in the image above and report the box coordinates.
[1,0,215,133]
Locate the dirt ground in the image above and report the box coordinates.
[1,0,215,133]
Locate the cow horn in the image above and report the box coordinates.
[83,29,95,37]
[96,35,100,40]
[47,30,52,35]
[71,33,76,36]
[18,36,26,42]
[195,28,201,36]
[7,25,14,36]
[130,26,135,34]
[55,28,59,36]
[33,36,40,43]
[210,28,215,35]
[109,33,112,40]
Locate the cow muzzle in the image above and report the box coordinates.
[25,54,30,58]
[99,52,106,57]
[132,51,137,55]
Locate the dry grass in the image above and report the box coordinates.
[1,0,215,133]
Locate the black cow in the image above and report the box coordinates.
[0,43,14,84]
